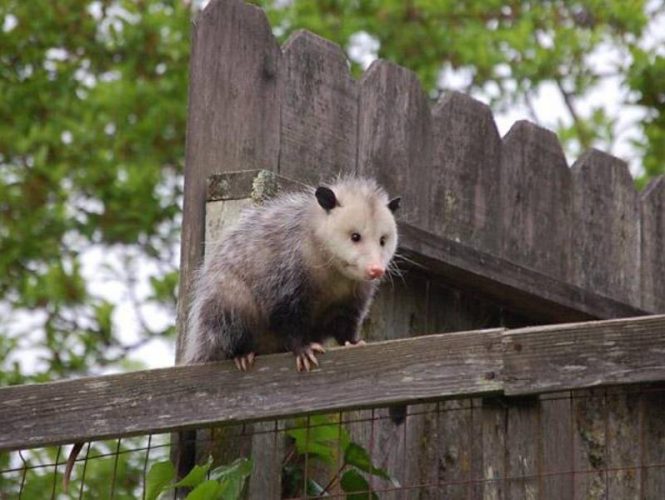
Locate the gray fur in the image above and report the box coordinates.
[182,177,398,365]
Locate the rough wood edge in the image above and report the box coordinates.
[1,329,503,452]
[503,314,665,395]
[3,315,665,452]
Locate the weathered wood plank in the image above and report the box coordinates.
[357,60,432,227]
[279,30,357,184]
[207,169,307,203]
[481,397,507,500]
[430,91,502,252]
[572,389,608,499]
[540,392,574,499]
[641,176,665,312]
[571,149,640,306]
[177,0,282,360]
[503,315,665,395]
[500,120,572,280]
[605,387,641,499]
[642,385,665,498]
[505,397,541,500]
[0,330,503,452]
[426,281,505,499]
[398,222,649,323]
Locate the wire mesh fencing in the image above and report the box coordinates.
[2,383,664,499]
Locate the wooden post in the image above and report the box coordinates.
[641,176,665,312]
[430,91,502,253]
[500,120,572,280]
[571,149,640,306]
[280,30,358,183]
[175,0,282,488]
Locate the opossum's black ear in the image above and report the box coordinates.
[315,187,338,211]
[387,197,401,213]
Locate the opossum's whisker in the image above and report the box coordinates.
[393,252,424,270]
[387,264,406,286]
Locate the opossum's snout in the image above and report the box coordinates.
[365,264,385,280]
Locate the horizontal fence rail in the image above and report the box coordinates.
[2,315,664,452]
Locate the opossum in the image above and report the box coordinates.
[183,176,401,371]
[63,178,400,491]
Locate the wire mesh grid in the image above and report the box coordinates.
[1,383,664,499]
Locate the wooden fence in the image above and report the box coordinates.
[176,1,665,497]
[2,0,665,498]
[179,0,664,349]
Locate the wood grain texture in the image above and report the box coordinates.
[481,397,507,500]
[0,330,503,452]
[177,0,282,360]
[571,149,640,306]
[398,222,649,323]
[505,397,541,500]
[279,30,357,184]
[605,387,641,499]
[503,315,665,395]
[500,120,572,280]
[540,393,574,499]
[357,60,432,227]
[641,176,665,312]
[572,389,608,499]
[426,281,505,499]
[430,91,502,253]
[642,385,665,499]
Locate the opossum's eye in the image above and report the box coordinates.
[350,232,362,243]
[380,236,386,247]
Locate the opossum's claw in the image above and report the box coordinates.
[309,342,326,353]
[344,339,366,347]
[234,353,255,371]
[295,343,325,372]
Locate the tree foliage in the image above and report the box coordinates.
[1,0,188,384]
[0,0,663,389]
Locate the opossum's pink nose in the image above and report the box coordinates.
[366,265,385,280]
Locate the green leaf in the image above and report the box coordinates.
[287,414,350,464]
[173,456,213,488]
[185,480,222,500]
[210,458,253,500]
[209,457,253,482]
[145,460,175,500]
[340,469,378,500]
[344,443,394,483]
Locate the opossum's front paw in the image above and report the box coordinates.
[233,352,255,371]
[344,339,366,347]
[294,343,326,372]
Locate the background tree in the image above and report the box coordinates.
[1,0,188,385]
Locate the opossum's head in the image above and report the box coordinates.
[312,178,400,282]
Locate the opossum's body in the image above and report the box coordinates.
[182,177,400,370]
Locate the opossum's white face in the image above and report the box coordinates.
[314,184,400,282]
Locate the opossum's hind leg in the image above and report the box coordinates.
[191,284,259,370]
